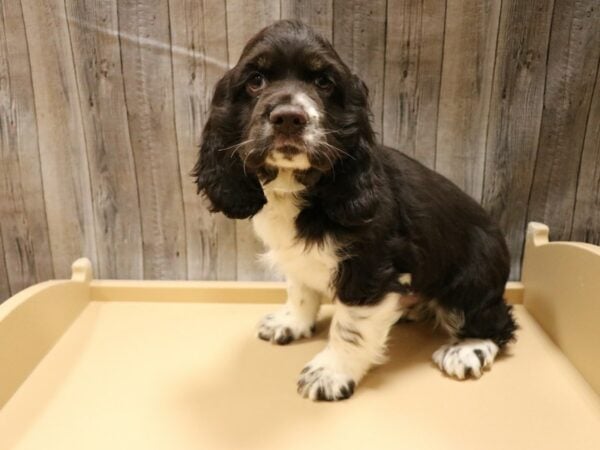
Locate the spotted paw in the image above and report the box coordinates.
[297,351,356,401]
[432,339,499,379]
[257,309,315,345]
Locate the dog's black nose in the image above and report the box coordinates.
[269,105,308,135]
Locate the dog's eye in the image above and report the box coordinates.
[314,75,334,91]
[246,72,266,95]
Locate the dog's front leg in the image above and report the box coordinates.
[257,278,321,345]
[297,294,402,401]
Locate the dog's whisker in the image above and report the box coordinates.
[242,146,260,177]
[222,136,273,164]
[318,129,342,136]
[242,150,250,176]
[217,138,256,153]
[320,147,336,180]
[318,140,356,161]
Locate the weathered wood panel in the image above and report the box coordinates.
[572,62,600,243]
[527,0,600,241]
[2,0,600,294]
[0,228,9,301]
[21,0,97,279]
[482,0,554,280]
[225,0,281,64]
[0,0,54,294]
[383,0,446,168]
[333,0,387,137]
[281,0,332,40]
[64,0,143,280]
[118,0,187,279]
[436,0,501,201]
[226,0,280,280]
[169,0,237,280]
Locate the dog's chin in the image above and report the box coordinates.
[255,143,325,194]
[265,142,311,171]
[262,168,307,195]
[266,151,311,170]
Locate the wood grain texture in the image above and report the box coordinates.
[169,0,237,280]
[333,0,387,137]
[527,0,600,241]
[383,0,446,168]
[118,0,186,279]
[226,0,280,280]
[572,60,600,243]
[281,0,332,40]
[2,0,600,292]
[64,0,143,280]
[482,0,554,279]
[435,0,501,201]
[20,0,98,279]
[0,0,54,294]
[0,228,9,301]
[225,0,280,65]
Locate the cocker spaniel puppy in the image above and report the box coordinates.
[193,20,516,401]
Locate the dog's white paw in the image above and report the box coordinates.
[432,339,498,379]
[297,349,356,401]
[257,308,315,345]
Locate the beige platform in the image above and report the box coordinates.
[1,222,599,450]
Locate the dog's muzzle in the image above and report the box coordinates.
[265,102,312,169]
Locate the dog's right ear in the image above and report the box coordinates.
[192,72,266,219]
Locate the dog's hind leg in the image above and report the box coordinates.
[432,294,517,379]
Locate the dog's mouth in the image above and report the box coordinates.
[245,134,324,191]
[241,133,313,170]
[265,139,312,170]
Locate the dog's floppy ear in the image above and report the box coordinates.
[318,74,378,227]
[192,72,266,219]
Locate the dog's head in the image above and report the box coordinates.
[193,20,375,219]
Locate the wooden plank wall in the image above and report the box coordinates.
[1,0,600,299]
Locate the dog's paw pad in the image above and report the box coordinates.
[297,360,356,401]
[256,309,314,345]
[432,339,498,379]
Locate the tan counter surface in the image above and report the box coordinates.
[1,300,599,450]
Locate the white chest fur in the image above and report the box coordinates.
[252,170,338,295]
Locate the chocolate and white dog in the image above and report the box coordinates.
[193,20,516,401]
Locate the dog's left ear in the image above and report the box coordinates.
[192,72,266,219]
[318,75,377,227]
[320,139,379,227]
